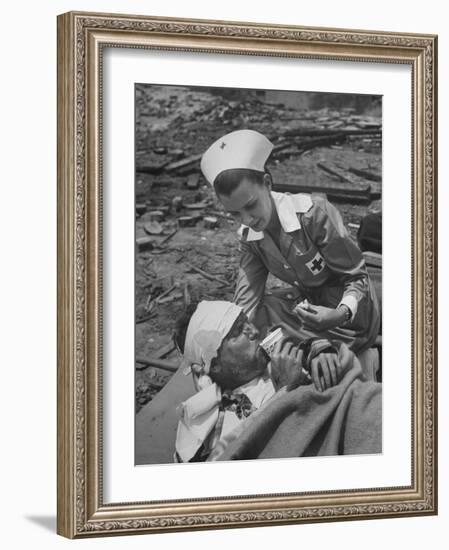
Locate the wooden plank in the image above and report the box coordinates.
[345,166,382,183]
[317,161,366,186]
[164,153,202,172]
[272,182,373,205]
[136,356,179,372]
[282,127,381,138]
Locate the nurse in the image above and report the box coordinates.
[200,129,379,353]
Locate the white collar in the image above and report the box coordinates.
[238,191,313,242]
[175,375,275,462]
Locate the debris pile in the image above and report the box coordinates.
[135,85,382,412]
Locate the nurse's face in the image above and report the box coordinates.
[217,176,273,232]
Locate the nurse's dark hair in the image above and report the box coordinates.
[213,168,271,197]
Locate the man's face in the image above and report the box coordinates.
[213,313,269,389]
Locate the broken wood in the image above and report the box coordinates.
[136,236,154,252]
[144,292,154,312]
[136,203,147,215]
[135,357,179,372]
[272,140,295,153]
[272,135,347,160]
[272,147,304,161]
[171,196,183,212]
[299,134,347,152]
[203,216,219,229]
[186,262,229,287]
[154,341,177,359]
[157,293,182,304]
[205,210,233,221]
[164,153,202,173]
[282,127,381,139]
[185,201,208,210]
[143,267,156,278]
[145,283,177,312]
[136,161,169,174]
[186,173,200,189]
[317,161,366,186]
[178,216,199,227]
[170,148,184,159]
[158,229,178,246]
[354,121,381,130]
[144,221,163,235]
[272,182,375,205]
[154,283,177,303]
[344,166,382,183]
[156,205,170,215]
[146,210,165,222]
[136,311,156,324]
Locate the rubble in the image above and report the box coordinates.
[144,221,163,235]
[185,201,209,210]
[171,196,183,211]
[164,154,202,174]
[136,356,179,373]
[186,173,200,190]
[203,216,219,229]
[273,180,377,205]
[317,161,367,186]
[178,216,199,227]
[135,84,382,411]
[136,236,154,252]
[136,203,147,215]
[345,165,381,182]
[185,261,229,287]
[146,210,165,222]
[159,229,178,246]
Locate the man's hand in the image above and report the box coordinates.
[294,302,346,331]
[270,341,306,390]
[310,352,341,392]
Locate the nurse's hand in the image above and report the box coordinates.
[294,303,346,331]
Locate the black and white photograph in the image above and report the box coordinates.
[134,84,383,465]
[53,7,437,540]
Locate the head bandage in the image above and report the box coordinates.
[200,129,273,185]
[182,301,243,376]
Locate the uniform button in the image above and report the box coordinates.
[283,264,290,269]
[294,282,300,287]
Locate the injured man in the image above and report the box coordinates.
[173,300,382,463]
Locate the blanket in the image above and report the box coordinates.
[209,343,382,461]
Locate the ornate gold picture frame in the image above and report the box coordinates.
[57,11,437,538]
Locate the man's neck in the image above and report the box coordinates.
[222,368,269,393]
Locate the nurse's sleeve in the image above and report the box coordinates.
[305,197,369,320]
[233,242,268,321]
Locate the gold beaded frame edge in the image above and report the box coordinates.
[56,11,438,538]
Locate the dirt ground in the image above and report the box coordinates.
[135,85,382,413]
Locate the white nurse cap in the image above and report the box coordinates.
[200,129,273,185]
